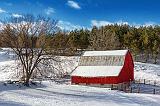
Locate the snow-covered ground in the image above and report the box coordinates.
[0,49,18,81]
[1,81,160,106]
[134,62,160,81]
[0,48,160,106]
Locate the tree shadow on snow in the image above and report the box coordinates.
[0,81,47,92]
[0,98,28,106]
[35,88,160,105]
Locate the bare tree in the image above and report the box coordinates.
[0,14,59,86]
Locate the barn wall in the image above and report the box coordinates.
[118,51,134,83]
[71,76,119,84]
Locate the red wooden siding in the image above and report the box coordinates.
[118,51,134,83]
[71,50,134,85]
[71,76,119,84]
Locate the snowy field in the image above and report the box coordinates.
[134,62,160,81]
[0,48,160,106]
[1,81,160,106]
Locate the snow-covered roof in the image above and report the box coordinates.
[71,50,129,77]
[83,50,128,56]
[71,66,123,77]
[79,55,125,66]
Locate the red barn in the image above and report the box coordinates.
[71,50,134,88]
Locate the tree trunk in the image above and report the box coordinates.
[154,55,157,64]
[24,74,31,87]
[25,78,30,86]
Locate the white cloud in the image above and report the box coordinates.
[91,20,113,27]
[131,22,158,28]
[116,20,129,25]
[45,7,55,15]
[0,8,6,13]
[67,1,81,9]
[91,20,159,27]
[58,20,83,31]
[143,22,156,27]
[91,20,129,27]
[12,13,23,18]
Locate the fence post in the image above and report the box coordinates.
[117,84,119,90]
[154,81,156,86]
[111,84,113,90]
[122,83,125,92]
[129,79,132,86]
[124,85,126,92]
[153,89,156,94]
[130,87,132,93]
[133,79,135,84]
[138,87,140,93]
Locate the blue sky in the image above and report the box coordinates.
[0,0,160,30]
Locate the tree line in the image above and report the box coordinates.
[21,24,159,64]
[0,19,160,63]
